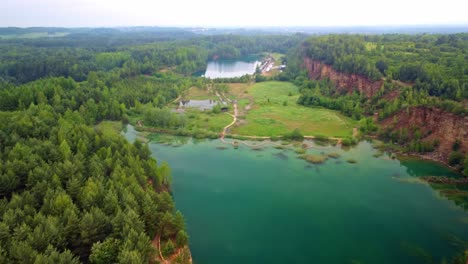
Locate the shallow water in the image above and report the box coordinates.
[124,127,468,264]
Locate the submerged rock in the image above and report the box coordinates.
[299,154,328,164]
[274,152,288,160]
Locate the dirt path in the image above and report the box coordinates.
[220,103,238,140]
[153,235,167,264]
[152,235,192,264]
[218,101,349,148]
[216,87,354,148]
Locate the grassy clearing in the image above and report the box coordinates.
[185,86,217,100]
[95,121,123,136]
[227,83,252,97]
[185,109,232,133]
[231,82,356,137]
[270,53,284,66]
[238,98,250,109]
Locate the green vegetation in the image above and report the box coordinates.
[302,34,468,99]
[0,105,188,263]
[299,154,329,164]
[290,34,467,118]
[184,109,232,136]
[0,30,305,84]
[327,152,341,158]
[231,82,356,137]
[0,26,466,263]
[283,34,467,175]
[95,121,124,136]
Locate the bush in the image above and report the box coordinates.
[342,137,357,146]
[212,104,222,114]
[327,152,341,158]
[314,134,328,142]
[448,151,464,166]
[300,154,328,164]
[463,156,468,176]
[283,128,304,141]
[295,148,306,154]
[162,240,176,257]
[175,230,189,248]
[452,139,461,151]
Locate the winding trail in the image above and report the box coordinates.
[152,234,193,264]
[217,100,357,149]
[215,90,356,149]
[153,235,167,264]
[220,103,238,140]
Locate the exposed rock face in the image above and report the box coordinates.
[303,57,466,167]
[303,57,383,97]
[380,106,468,163]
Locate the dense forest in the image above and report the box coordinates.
[0,27,467,263]
[0,104,191,263]
[0,29,306,263]
[0,29,305,84]
[281,34,467,175]
[301,34,468,101]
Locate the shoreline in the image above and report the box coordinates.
[129,124,463,176]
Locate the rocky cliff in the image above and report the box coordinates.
[303,57,383,97]
[380,106,467,164]
[303,57,466,168]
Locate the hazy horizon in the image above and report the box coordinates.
[2,0,468,28]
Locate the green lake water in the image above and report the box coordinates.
[124,126,468,264]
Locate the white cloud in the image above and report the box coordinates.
[1,0,467,27]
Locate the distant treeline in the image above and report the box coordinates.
[298,34,468,101]
[0,32,306,84]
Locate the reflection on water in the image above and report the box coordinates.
[179,99,219,110]
[204,60,259,79]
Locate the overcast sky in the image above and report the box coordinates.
[2,0,468,27]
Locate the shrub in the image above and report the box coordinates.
[283,128,304,141]
[448,151,464,166]
[327,152,341,158]
[342,137,357,146]
[161,240,176,257]
[300,154,328,164]
[452,139,461,151]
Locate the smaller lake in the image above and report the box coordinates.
[179,99,227,111]
[204,59,259,79]
[180,99,216,110]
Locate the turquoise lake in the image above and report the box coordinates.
[124,126,468,263]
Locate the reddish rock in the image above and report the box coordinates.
[303,57,383,98]
[380,106,467,163]
[302,57,466,166]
